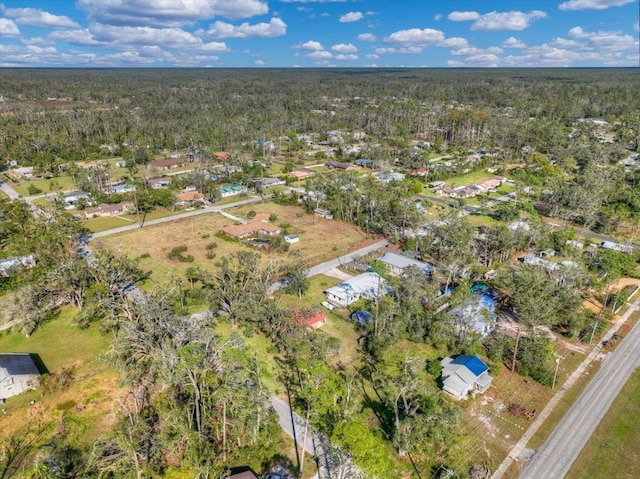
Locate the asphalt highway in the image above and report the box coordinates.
[519,298,640,479]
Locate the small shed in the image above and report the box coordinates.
[284,234,300,244]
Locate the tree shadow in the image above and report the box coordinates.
[261,453,298,478]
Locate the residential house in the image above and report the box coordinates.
[148,158,184,171]
[63,190,92,208]
[378,251,434,276]
[215,164,243,175]
[6,166,34,180]
[325,161,353,171]
[288,170,314,180]
[355,158,374,168]
[324,272,387,307]
[147,177,171,189]
[378,172,406,182]
[0,254,36,277]
[294,310,327,330]
[220,184,247,198]
[0,353,41,400]
[313,208,333,220]
[440,355,492,400]
[220,216,281,239]
[254,177,286,189]
[409,167,428,177]
[601,241,634,254]
[175,191,206,206]
[214,152,232,161]
[115,160,127,168]
[84,203,128,218]
[227,471,259,479]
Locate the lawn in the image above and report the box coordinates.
[82,206,186,232]
[446,170,498,188]
[0,307,119,444]
[567,369,640,479]
[10,175,77,196]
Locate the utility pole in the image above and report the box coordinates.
[511,327,521,372]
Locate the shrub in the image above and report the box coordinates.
[269,213,278,222]
[201,233,210,239]
[206,252,216,260]
[167,245,193,262]
[206,242,218,250]
[139,252,151,259]
[27,185,43,195]
[247,210,256,218]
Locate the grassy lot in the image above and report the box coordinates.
[0,307,118,444]
[230,203,377,266]
[10,175,77,196]
[82,206,186,232]
[567,369,640,479]
[446,170,497,188]
[95,204,378,286]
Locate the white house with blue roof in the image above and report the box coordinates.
[440,355,492,400]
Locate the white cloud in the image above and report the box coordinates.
[2,7,79,28]
[451,46,504,56]
[470,11,547,31]
[448,11,480,21]
[439,37,469,48]
[0,18,20,36]
[366,53,379,59]
[298,40,324,50]
[635,20,639,32]
[332,43,357,53]
[384,28,445,46]
[502,36,527,48]
[357,33,376,41]
[200,41,229,52]
[461,53,501,67]
[206,17,286,38]
[549,37,583,48]
[254,59,265,65]
[569,26,589,38]
[339,11,364,23]
[307,50,332,59]
[77,0,268,27]
[559,0,635,11]
[49,28,105,46]
[334,53,358,60]
[434,13,443,21]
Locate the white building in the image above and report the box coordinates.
[378,251,434,276]
[0,353,41,400]
[324,272,387,307]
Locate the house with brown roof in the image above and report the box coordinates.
[148,158,184,171]
[84,203,128,218]
[175,191,206,206]
[220,215,281,239]
[215,152,232,160]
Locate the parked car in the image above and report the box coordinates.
[321,301,336,311]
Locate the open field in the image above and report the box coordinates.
[81,206,187,232]
[566,369,640,479]
[445,170,497,188]
[95,203,379,285]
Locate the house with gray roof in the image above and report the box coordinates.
[0,353,41,400]
[440,355,492,400]
[378,251,435,276]
[324,272,387,307]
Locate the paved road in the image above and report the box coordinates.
[90,196,265,239]
[517,297,640,479]
[0,180,21,200]
[307,239,388,277]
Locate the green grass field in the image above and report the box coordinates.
[567,369,640,479]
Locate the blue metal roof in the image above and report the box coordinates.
[451,355,488,377]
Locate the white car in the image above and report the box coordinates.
[321,301,336,311]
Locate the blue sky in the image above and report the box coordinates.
[0,0,638,67]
